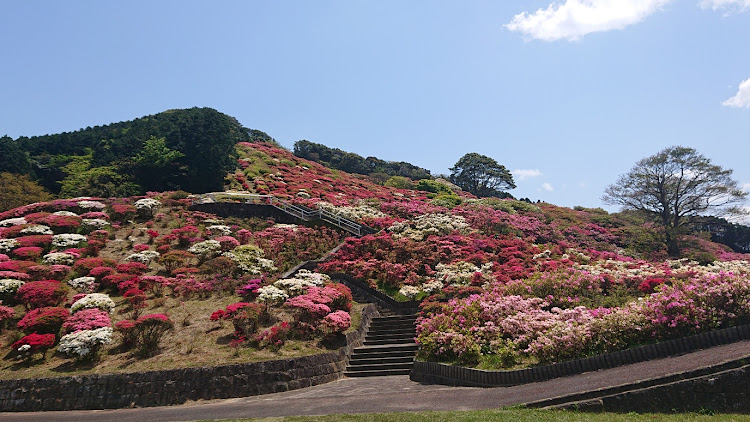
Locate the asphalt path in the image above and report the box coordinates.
[3,340,750,422]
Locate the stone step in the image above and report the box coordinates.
[344,368,412,377]
[348,355,415,366]
[346,361,414,372]
[365,333,415,343]
[367,325,416,334]
[364,337,417,346]
[351,343,418,354]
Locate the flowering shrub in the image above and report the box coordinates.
[57,327,113,360]
[116,262,149,275]
[223,244,277,275]
[236,279,262,298]
[256,285,288,305]
[0,239,18,254]
[215,236,240,251]
[17,306,69,334]
[14,235,53,248]
[389,213,471,241]
[51,234,87,248]
[67,276,98,293]
[322,310,351,334]
[114,320,138,346]
[62,308,112,333]
[171,225,199,247]
[71,293,116,313]
[188,240,222,262]
[206,224,232,236]
[254,321,291,349]
[0,279,25,300]
[20,224,53,235]
[134,198,161,215]
[12,246,44,260]
[133,313,173,357]
[43,252,76,266]
[80,218,109,232]
[232,302,269,338]
[15,280,68,308]
[11,333,56,357]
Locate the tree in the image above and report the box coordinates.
[0,136,32,175]
[603,146,747,257]
[129,136,185,191]
[449,153,515,198]
[0,172,52,212]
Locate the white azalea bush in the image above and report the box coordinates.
[435,261,494,286]
[81,218,109,232]
[76,200,106,210]
[134,198,161,218]
[398,285,421,300]
[223,245,277,275]
[256,285,289,305]
[273,270,330,296]
[52,234,87,248]
[20,225,53,235]
[0,239,18,253]
[126,250,161,265]
[71,293,116,313]
[0,217,26,227]
[317,201,387,221]
[52,210,79,217]
[389,213,471,241]
[206,225,232,236]
[67,276,98,293]
[188,240,222,262]
[57,327,113,360]
[0,279,25,296]
[43,252,76,266]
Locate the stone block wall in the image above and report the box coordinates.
[0,304,379,412]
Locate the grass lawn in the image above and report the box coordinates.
[210,408,750,422]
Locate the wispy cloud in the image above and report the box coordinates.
[513,168,543,181]
[742,182,750,193]
[723,78,750,108]
[505,0,673,42]
[700,0,750,13]
[541,182,555,192]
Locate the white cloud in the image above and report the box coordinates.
[505,0,673,41]
[723,78,750,108]
[541,182,555,192]
[513,169,543,181]
[742,182,750,192]
[700,0,750,13]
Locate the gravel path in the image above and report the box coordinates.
[3,340,750,422]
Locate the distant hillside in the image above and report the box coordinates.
[293,139,432,183]
[4,108,274,196]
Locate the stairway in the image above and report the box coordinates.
[345,314,418,377]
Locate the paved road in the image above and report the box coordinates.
[3,340,750,422]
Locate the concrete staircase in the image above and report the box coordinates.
[345,314,418,377]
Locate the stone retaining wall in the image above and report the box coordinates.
[0,304,379,412]
[553,363,750,413]
[410,322,750,387]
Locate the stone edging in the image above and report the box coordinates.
[410,322,750,387]
[0,304,380,412]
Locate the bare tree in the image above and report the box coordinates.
[603,146,747,257]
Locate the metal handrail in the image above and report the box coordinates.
[195,192,369,236]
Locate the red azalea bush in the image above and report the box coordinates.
[0,305,16,327]
[114,320,138,346]
[133,313,173,357]
[116,262,148,275]
[111,204,136,221]
[14,235,53,248]
[11,333,56,355]
[17,306,69,334]
[15,280,68,309]
[73,257,116,277]
[62,308,112,333]
[12,246,44,260]
[40,214,82,233]
[171,225,200,247]
[0,260,38,273]
[27,264,71,281]
[254,321,291,349]
[214,236,240,251]
[231,302,269,339]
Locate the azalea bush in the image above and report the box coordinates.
[57,327,113,361]
[15,280,68,309]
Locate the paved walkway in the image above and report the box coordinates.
[3,340,750,422]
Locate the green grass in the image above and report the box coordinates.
[205,408,750,422]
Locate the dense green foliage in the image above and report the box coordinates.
[0,172,52,212]
[449,152,515,198]
[10,108,267,195]
[0,136,32,175]
[293,140,432,182]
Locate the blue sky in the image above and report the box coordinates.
[2,1,749,210]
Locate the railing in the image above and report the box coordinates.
[194,192,372,237]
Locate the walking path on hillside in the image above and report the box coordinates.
[4,340,750,421]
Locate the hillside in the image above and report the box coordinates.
[2,129,750,379]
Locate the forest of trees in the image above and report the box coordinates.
[0,108,273,196]
[293,140,432,182]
